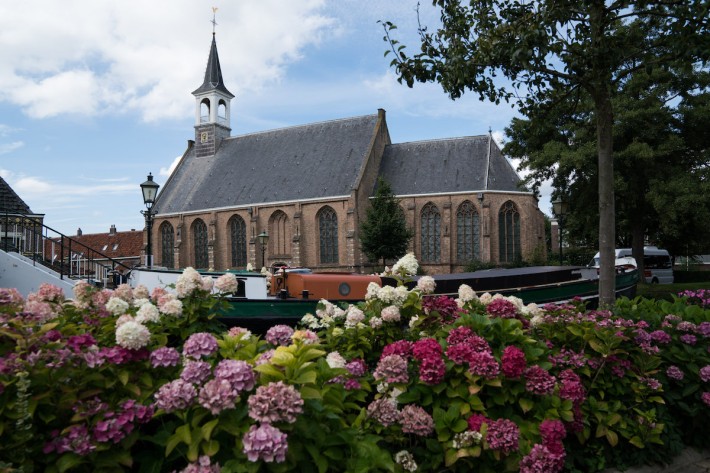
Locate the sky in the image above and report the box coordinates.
[0,0,553,237]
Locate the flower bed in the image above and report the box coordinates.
[0,260,708,472]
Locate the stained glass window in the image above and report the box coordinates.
[420,203,440,263]
[193,219,209,269]
[318,206,338,264]
[229,215,247,268]
[160,222,174,269]
[499,201,521,263]
[456,201,480,262]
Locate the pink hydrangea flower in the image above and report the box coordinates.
[242,423,288,463]
[525,366,556,395]
[214,359,256,393]
[374,355,409,384]
[418,355,446,385]
[183,332,218,359]
[446,343,475,365]
[702,392,710,407]
[382,340,413,358]
[468,350,500,379]
[558,369,586,404]
[154,379,197,412]
[367,397,400,427]
[486,418,520,454]
[345,358,367,377]
[178,455,222,473]
[699,366,710,383]
[198,378,239,415]
[150,347,180,368]
[519,443,565,473]
[412,338,443,360]
[400,405,434,436]
[247,381,303,424]
[180,361,212,385]
[666,365,685,381]
[265,325,295,346]
[501,345,527,378]
[214,273,239,293]
[486,298,519,319]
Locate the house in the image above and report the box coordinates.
[149,33,547,274]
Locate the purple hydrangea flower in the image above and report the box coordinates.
[680,334,697,345]
[666,365,685,381]
[247,381,304,424]
[486,418,520,454]
[373,354,409,384]
[180,361,212,385]
[154,379,197,412]
[265,325,294,346]
[519,443,565,473]
[345,358,367,377]
[214,359,256,393]
[525,366,556,395]
[242,423,288,463]
[150,347,180,368]
[699,366,710,383]
[400,405,434,436]
[198,378,239,415]
[183,332,219,359]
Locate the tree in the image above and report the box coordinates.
[382,0,709,304]
[360,177,413,267]
[505,66,710,276]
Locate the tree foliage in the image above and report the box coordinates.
[359,177,413,266]
[505,66,710,271]
[381,0,709,304]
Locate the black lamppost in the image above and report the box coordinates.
[140,173,160,268]
[257,230,269,269]
[552,196,569,265]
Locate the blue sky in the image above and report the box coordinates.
[0,0,552,237]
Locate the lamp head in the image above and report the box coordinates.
[140,173,160,208]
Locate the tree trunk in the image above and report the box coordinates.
[595,92,616,306]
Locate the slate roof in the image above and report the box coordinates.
[379,135,523,195]
[192,34,234,98]
[0,176,32,214]
[154,114,380,215]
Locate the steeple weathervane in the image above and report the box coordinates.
[211,7,218,35]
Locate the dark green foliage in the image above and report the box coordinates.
[359,177,413,266]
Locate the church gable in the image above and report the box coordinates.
[0,176,33,214]
[155,114,380,215]
[379,135,522,196]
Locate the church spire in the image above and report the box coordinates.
[192,34,234,99]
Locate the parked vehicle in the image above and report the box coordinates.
[589,247,673,284]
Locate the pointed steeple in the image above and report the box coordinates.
[192,34,234,99]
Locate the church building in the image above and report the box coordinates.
[149,33,547,274]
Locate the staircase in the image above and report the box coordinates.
[0,211,133,296]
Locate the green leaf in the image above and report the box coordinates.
[254,363,285,379]
[629,436,645,448]
[201,419,219,441]
[293,370,317,385]
[57,453,84,473]
[118,370,130,386]
[605,430,618,446]
[519,397,534,413]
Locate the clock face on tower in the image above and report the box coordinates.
[200,131,209,143]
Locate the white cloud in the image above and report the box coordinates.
[0,0,337,121]
[0,141,23,155]
[160,156,182,178]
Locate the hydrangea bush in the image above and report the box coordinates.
[0,260,708,472]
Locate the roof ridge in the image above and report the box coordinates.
[389,135,489,146]
[227,113,379,139]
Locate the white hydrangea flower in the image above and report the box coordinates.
[530,315,545,328]
[523,303,543,317]
[300,313,321,329]
[133,284,150,300]
[416,276,436,294]
[377,286,396,304]
[394,451,418,472]
[201,276,214,292]
[115,321,151,350]
[160,298,183,317]
[409,314,420,328]
[326,351,346,369]
[452,431,483,449]
[344,306,365,328]
[135,303,160,324]
[116,314,135,327]
[381,305,401,323]
[332,306,346,319]
[394,286,410,305]
[132,297,151,308]
[214,273,239,293]
[458,284,477,302]
[389,387,403,402]
[176,267,202,298]
[331,327,344,337]
[246,263,254,271]
[370,317,383,328]
[479,292,493,305]
[507,296,525,311]
[365,282,381,300]
[106,297,130,316]
[392,252,419,277]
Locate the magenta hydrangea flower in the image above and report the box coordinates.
[680,334,697,345]
[697,322,710,338]
[198,378,239,415]
[66,334,97,353]
[447,326,475,345]
[501,345,527,378]
[486,298,518,319]
[539,419,566,446]
[524,366,556,395]
[373,354,409,384]
[182,332,218,359]
[242,423,288,463]
[247,381,304,424]
[367,397,400,427]
[468,350,500,379]
[467,413,489,431]
[558,369,586,404]
[486,418,520,454]
[43,425,95,456]
[666,365,685,381]
[214,359,256,393]
[382,340,413,358]
[180,361,212,385]
[446,343,475,365]
[400,405,434,436]
[418,356,446,385]
[265,325,295,346]
[150,347,180,368]
[519,443,565,473]
[412,338,443,360]
[702,392,710,407]
[154,379,197,412]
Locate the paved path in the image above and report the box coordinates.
[602,449,710,473]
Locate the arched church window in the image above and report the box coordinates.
[456,201,480,263]
[420,203,441,263]
[160,222,174,269]
[499,201,521,263]
[318,206,338,264]
[229,215,247,268]
[193,219,209,269]
[269,211,290,256]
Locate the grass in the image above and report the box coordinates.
[635,281,710,301]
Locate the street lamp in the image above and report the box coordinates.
[140,173,160,268]
[256,230,269,269]
[551,196,569,265]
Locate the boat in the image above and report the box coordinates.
[127,261,639,331]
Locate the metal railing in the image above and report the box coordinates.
[1,210,133,287]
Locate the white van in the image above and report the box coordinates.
[589,247,674,284]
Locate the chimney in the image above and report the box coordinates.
[110,224,117,235]
[77,228,82,236]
